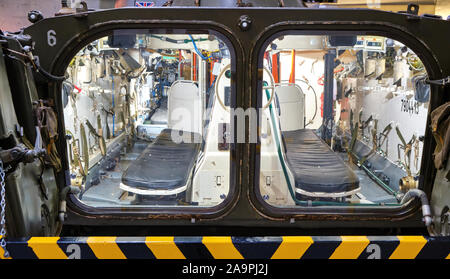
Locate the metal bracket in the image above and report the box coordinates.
[75,1,89,13]
[426,76,450,86]
[398,3,421,21]
[407,4,419,15]
[27,10,44,24]
[0,127,46,166]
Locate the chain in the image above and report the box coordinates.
[0,159,10,258]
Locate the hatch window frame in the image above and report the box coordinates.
[49,22,243,220]
[249,24,443,220]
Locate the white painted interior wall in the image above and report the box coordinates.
[279,52,324,129]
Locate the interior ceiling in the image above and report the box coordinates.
[323,0,449,18]
[106,0,449,17]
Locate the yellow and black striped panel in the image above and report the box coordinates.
[1,236,449,259]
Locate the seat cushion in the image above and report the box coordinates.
[121,129,201,190]
[149,97,168,124]
[283,129,359,194]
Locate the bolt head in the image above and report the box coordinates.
[27,10,43,23]
[238,15,252,31]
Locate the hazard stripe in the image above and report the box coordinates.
[358,236,399,259]
[329,236,370,259]
[271,236,313,259]
[86,237,126,259]
[146,237,185,259]
[57,237,97,259]
[0,237,12,259]
[389,236,427,259]
[202,237,244,259]
[1,236,449,259]
[301,236,342,259]
[2,238,36,259]
[232,236,283,259]
[174,236,214,259]
[28,237,67,259]
[116,237,155,259]
[416,237,450,259]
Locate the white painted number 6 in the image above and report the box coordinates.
[47,30,56,47]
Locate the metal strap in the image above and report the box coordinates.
[85,119,101,138]
[414,139,420,170]
[85,118,106,156]
[396,126,415,176]
[97,115,106,156]
[359,119,378,166]
[80,123,89,177]
[378,123,392,149]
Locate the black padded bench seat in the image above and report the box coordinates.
[282,129,360,195]
[121,129,201,193]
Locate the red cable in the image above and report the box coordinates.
[317,66,344,86]
[73,85,82,94]
[271,53,279,83]
[192,52,197,82]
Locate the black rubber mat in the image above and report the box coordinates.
[122,129,201,191]
[282,129,359,194]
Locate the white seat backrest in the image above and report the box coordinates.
[274,84,305,131]
[168,80,203,135]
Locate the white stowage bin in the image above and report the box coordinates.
[167,80,203,136]
[76,57,92,84]
[190,62,231,206]
[274,83,305,131]
[260,88,295,206]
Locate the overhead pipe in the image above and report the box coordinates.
[289,49,295,84]
[192,52,197,81]
[271,53,279,83]
[210,60,214,86]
